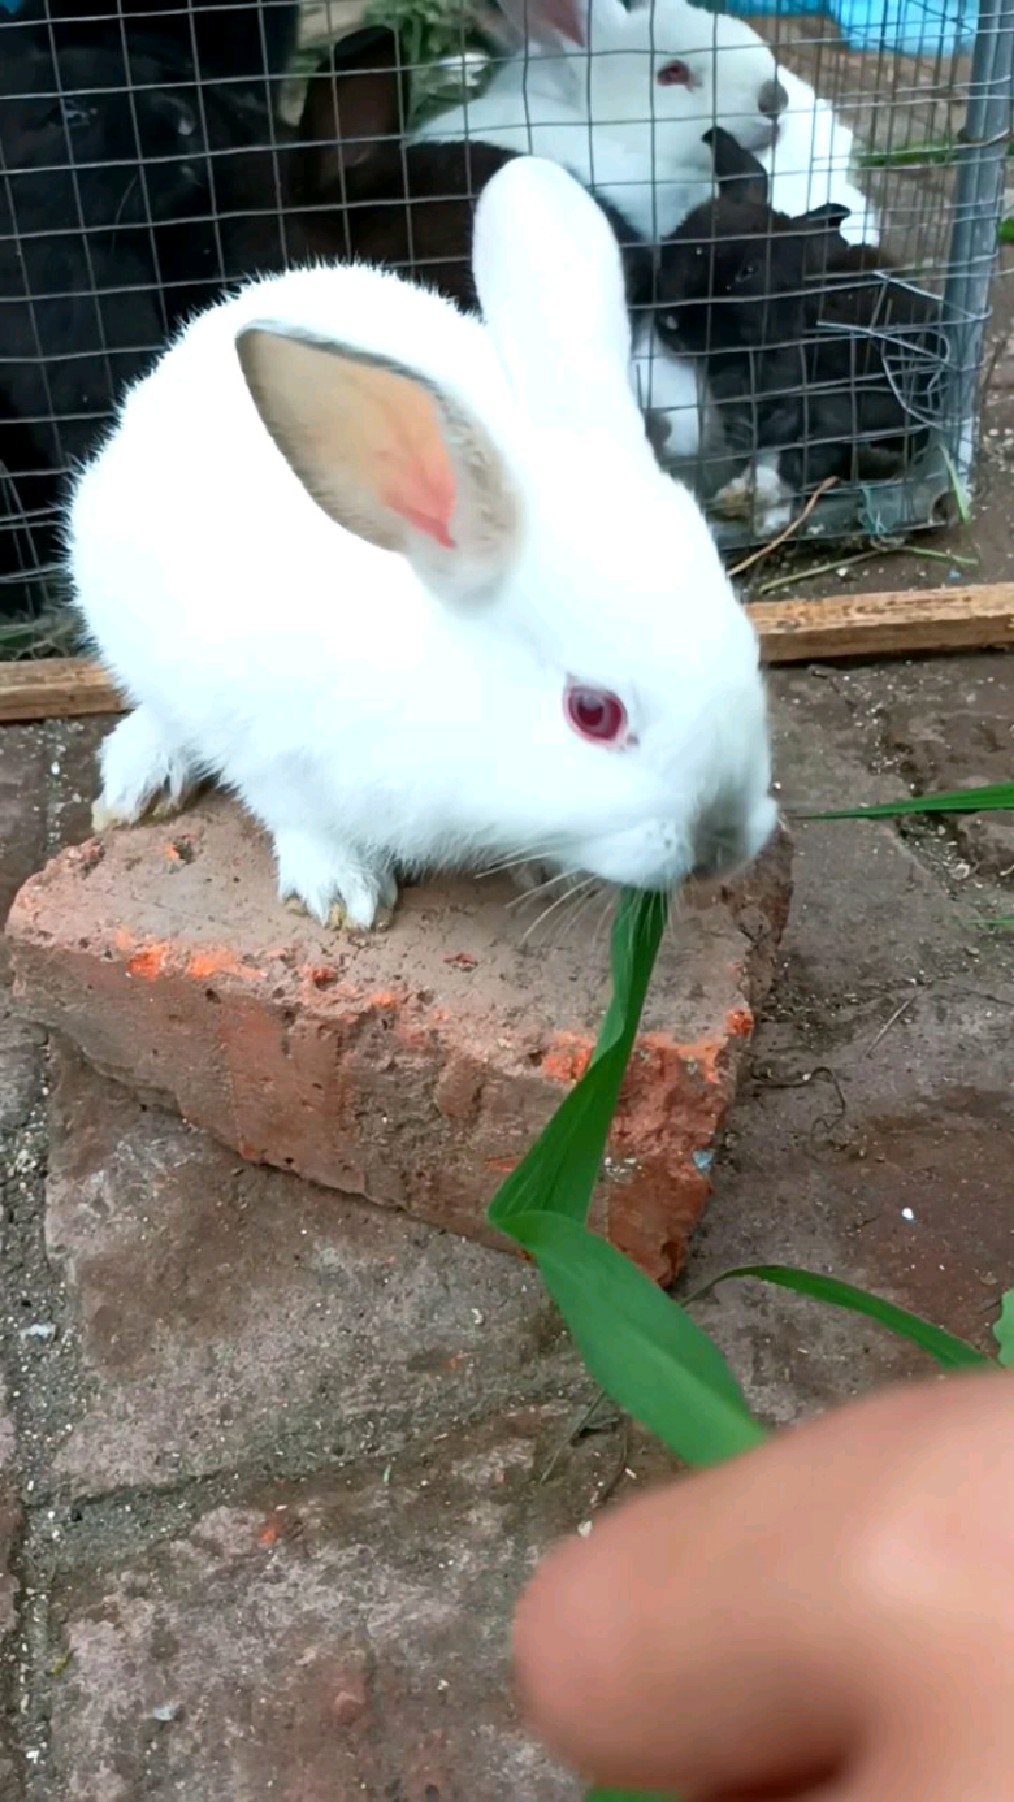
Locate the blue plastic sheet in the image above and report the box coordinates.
[707,0,977,56]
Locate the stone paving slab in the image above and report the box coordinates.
[42,1044,585,1502]
[38,1408,675,1802]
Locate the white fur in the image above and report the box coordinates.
[631,312,704,461]
[414,0,783,237]
[713,451,794,538]
[417,0,878,244]
[69,157,776,929]
[761,65,879,246]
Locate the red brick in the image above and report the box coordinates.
[7,796,791,1283]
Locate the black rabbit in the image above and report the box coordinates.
[654,126,944,521]
[11,0,299,96]
[287,24,652,314]
[0,15,299,616]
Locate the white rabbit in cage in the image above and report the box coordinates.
[416,0,877,244]
[415,0,787,236]
[761,63,879,246]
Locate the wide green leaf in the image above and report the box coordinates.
[511,1214,765,1465]
[993,1289,1014,1367]
[697,1265,989,1368]
[804,781,1014,821]
[488,890,668,1229]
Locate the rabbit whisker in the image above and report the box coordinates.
[520,875,596,947]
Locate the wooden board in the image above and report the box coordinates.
[0,657,126,724]
[752,583,1014,665]
[2,583,1013,723]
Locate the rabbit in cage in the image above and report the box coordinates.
[69,157,776,928]
[653,126,943,532]
[285,25,713,458]
[0,16,298,614]
[413,0,878,245]
[287,24,654,313]
[10,0,300,97]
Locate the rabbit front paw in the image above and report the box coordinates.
[93,706,199,832]
[275,830,398,932]
[713,456,794,537]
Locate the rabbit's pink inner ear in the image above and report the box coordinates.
[496,0,589,49]
[236,328,458,552]
[377,451,457,550]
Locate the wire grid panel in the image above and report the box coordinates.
[0,0,1010,625]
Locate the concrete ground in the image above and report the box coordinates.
[1,642,1013,1797]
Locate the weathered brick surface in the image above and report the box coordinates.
[45,1044,583,1499]
[43,1408,676,1802]
[7,796,791,1282]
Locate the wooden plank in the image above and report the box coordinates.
[751,583,1014,664]
[0,658,126,724]
[2,583,1013,722]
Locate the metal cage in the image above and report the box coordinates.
[1,0,1011,626]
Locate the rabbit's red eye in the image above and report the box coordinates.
[658,58,692,86]
[565,685,628,745]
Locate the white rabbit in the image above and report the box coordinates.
[413,0,789,239]
[417,0,878,245]
[69,157,776,931]
[761,64,879,245]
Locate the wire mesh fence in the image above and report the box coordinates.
[1,0,1011,629]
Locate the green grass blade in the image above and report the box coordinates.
[993,1290,1014,1367]
[487,890,668,1229]
[698,1265,990,1368]
[803,781,1014,821]
[511,1214,766,1464]
[588,1789,679,1801]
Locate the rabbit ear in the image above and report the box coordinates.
[236,327,522,599]
[705,127,769,207]
[297,26,407,194]
[472,158,642,443]
[486,0,623,50]
[800,202,853,234]
[796,202,853,273]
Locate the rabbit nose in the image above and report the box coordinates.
[758,77,788,118]
[691,795,777,882]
